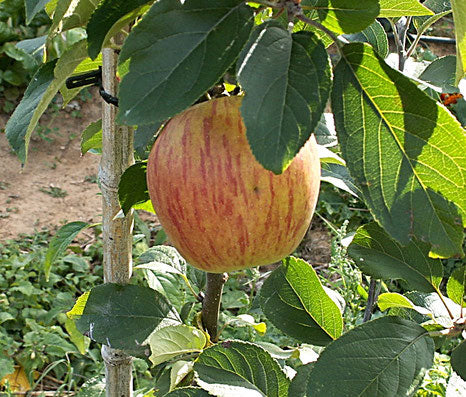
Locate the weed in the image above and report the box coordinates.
[0,181,10,190]
[39,186,68,198]
[84,174,98,184]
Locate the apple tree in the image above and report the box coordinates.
[5,0,466,396]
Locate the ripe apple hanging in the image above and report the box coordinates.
[146,96,320,273]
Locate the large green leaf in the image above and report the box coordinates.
[378,0,434,17]
[451,340,466,381]
[118,162,153,215]
[25,0,52,24]
[6,40,88,163]
[302,1,379,34]
[343,20,388,58]
[332,42,466,258]
[44,221,90,281]
[237,24,331,173]
[194,341,289,397]
[307,316,435,397]
[348,222,443,292]
[447,265,466,306]
[69,284,180,354]
[86,0,153,59]
[5,60,56,162]
[145,324,207,366]
[259,257,343,346]
[117,0,253,126]
[452,0,466,83]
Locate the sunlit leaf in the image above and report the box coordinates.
[259,257,343,346]
[332,43,466,258]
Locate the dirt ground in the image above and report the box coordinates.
[1,97,102,239]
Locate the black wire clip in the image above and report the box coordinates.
[65,67,119,107]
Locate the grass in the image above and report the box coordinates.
[39,186,68,198]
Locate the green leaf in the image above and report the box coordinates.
[49,0,72,33]
[447,265,466,306]
[419,55,457,91]
[25,0,52,24]
[393,291,461,328]
[288,363,313,397]
[377,292,432,317]
[44,221,90,281]
[259,256,343,346]
[237,24,331,173]
[170,360,194,391]
[343,20,389,58]
[117,0,254,126]
[348,222,443,292]
[164,388,212,397]
[332,43,466,258]
[86,0,153,59]
[0,355,15,380]
[61,0,100,31]
[136,246,192,311]
[378,0,434,17]
[451,340,466,381]
[194,341,290,397]
[413,0,451,38]
[6,39,88,163]
[321,163,360,197]
[307,316,434,397]
[452,0,466,82]
[134,122,160,158]
[72,284,180,354]
[5,60,56,162]
[303,0,379,34]
[146,324,206,366]
[64,317,90,355]
[118,162,154,215]
[81,119,102,154]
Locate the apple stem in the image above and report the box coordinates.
[202,272,228,342]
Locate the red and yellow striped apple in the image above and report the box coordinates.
[146,96,320,273]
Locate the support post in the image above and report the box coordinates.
[98,46,134,396]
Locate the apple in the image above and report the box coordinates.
[146,96,320,273]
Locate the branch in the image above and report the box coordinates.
[202,272,228,342]
[363,278,381,322]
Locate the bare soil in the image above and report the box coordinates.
[1,97,102,239]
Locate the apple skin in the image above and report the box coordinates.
[146,96,320,273]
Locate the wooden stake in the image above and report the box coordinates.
[99,46,134,396]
